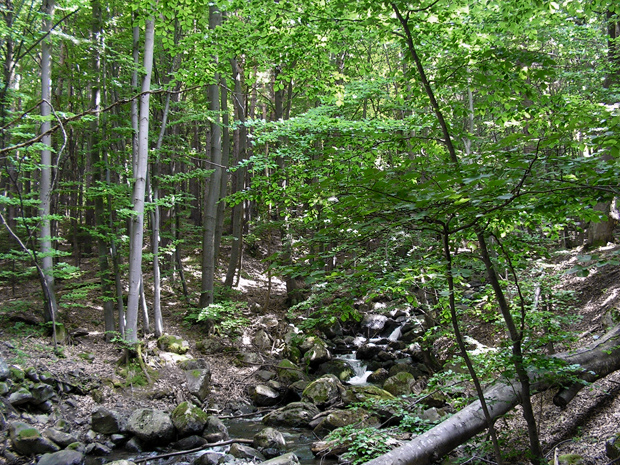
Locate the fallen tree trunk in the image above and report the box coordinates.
[364,324,620,465]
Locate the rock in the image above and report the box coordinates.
[383,372,415,396]
[9,421,60,455]
[171,435,208,450]
[342,385,395,405]
[91,407,125,434]
[361,314,389,332]
[313,409,379,437]
[607,434,620,460]
[420,407,442,422]
[43,428,79,448]
[255,370,276,382]
[171,402,209,437]
[182,360,211,401]
[260,452,300,465]
[556,454,585,465]
[66,443,86,453]
[367,368,389,385]
[300,337,331,368]
[31,383,55,405]
[301,375,346,409]
[110,434,127,446]
[202,416,229,443]
[0,358,9,380]
[276,360,306,385]
[251,384,281,407]
[194,452,223,465]
[157,334,190,355]
[263,402,320,428]
[36,449,84,465]
[126,408,175,445]
[356,344,383,360]
[253,329,273,351]
[228,443,265,461]
[25,367,40,382]
[106,461,137,465]
[317,360,354,383]
[0,381,9,395]
[253,427,286,458]
[84,442,112,456]
[124,437,143,453]
[8,387,34,406]
[239,352,262,365]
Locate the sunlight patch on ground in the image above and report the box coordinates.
[234,274,286,293]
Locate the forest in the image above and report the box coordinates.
[1,0,620,464]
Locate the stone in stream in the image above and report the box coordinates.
[171,435,208,450]
[180,359,212,401]
[43,428,79,448]
[312,408,379,437]
[202,415,229,443]
[251,384,281,407]
[126,408,175,445]
[260,452,300,465]
[301,375,347,409]
[229,443,265,461]
[276,360,306,385]
[253,427,286,458]
[171,401,209,437]
[36,449,84,465]
[383,372,415,396]
[263,402,320,428]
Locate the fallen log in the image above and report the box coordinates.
[364,324,620,465]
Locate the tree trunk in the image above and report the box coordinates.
[364,323,620,465]
[126,17,155,343]
[199,4,223,308]
[39,0,58,324]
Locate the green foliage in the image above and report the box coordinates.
[325,425,396,464]
[186,301,249,338]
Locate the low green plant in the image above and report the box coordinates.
[325,425,396,464]
[187,301,249,338]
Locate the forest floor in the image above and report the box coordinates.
[1,243,620,464]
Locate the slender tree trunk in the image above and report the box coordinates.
[225,57,246,287]
[476,230,545,465]
[39,0,58,324]
[126,17,155,343]
[214,75,229,262]
[199,4,223,308]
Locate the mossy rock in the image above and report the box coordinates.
[9,366,25,382]
[301,375,346,409]
[171,401,209,437]
[556,454,585,465]
[383,372,415,396]
[342,385,395,405]
[157,334,189,355]
[276,359,306,385]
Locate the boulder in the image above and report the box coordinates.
[84,443,112,456]
[31,383,56,405]
[260,452,300,465]
[367,368,389,385]
[0,358,9,381]
[251,384,281,407]
[171,435,208,450]
[9,422,60,455]
[194,452,223,465]
[607,434,620,461]
[43,428,79,448]
[171,402,209,437]
[383,372,415,396]
[356,344,383,360]
[126,408,175,445]
[180,359,211,401]
[301,338,331,368]
[36,450,84,465]
[301,375,346,409]
[313,408,379,437]
[202,416,229,443]
[317,360,354,383]
[253,427,286,458]
[361,314,389,332]
[8,387,34,406]
[253,329,273,351]
[157,334,189,354]
[276,360,306,385]
[263,402,320,428]
[91,407,125,434]
[342,385,395,405]
[229,443,265,461]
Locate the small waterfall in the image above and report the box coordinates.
[337,354,372,385]
[387,325,403,342]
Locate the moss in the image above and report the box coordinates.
[9,367,25,382]
[17,428,41,440]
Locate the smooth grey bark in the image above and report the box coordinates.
[39,0,58,324]
[199,4,223,308]
[364,323,620,465]
[225,57,246,287]
[125,17,155,343]
[214,75,229,263]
